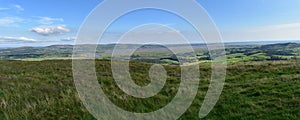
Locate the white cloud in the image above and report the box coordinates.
[0,5,23,12]
[0,36,37,42]
[35,16,64,25]
[0,17,23,27]
[31,25,71,36]
[13,4,24,11]
[222,22,300,41]
[61,37,76,41]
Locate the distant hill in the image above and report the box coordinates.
[260,43,300,50]
[1,43,300,62]
[0,44,194,60]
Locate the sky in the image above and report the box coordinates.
[0,0,300,47]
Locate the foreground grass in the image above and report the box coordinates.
[1,60,300,119]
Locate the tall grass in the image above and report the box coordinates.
[1,60,300,119]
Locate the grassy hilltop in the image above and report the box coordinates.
[1,60,300,119]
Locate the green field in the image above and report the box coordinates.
[1,60,300,119]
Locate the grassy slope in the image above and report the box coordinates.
[1,60,300,119]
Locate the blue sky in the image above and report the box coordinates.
[0,0,300,47]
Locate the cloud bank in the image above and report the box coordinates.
[0,36,37,42]
[0,17,23,26]
[61,37,76,41]
[31,25,70,36]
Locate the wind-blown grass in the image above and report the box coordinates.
[1,60,300,119]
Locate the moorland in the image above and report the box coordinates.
[1,42,300,119]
